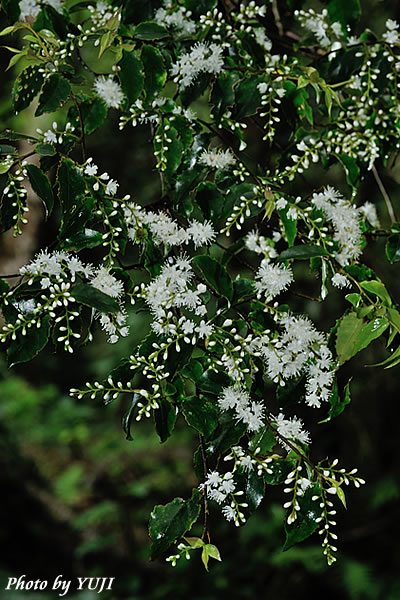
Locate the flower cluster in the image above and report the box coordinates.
[218,386,264,433]
[170,42,224,89]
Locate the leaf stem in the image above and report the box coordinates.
[372,165,396,225]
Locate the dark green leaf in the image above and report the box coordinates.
[336,154,360,187]
[325,0,361,30]
[141,45,167,100]
[149,489,202,557]
[233,278,255,303]
[249,426,276,454]
[133,21,169,40]
[35,74,71,117]
[68,96,107,135]
[35,143,56,156]
[12,65,44,113]
[1,0,20,21]
[386,233,400,264]
[233,76,263,119]
[192,255,233,302]
[0,144,17,155]
[277,244,329,261]
[122,394,140,440]
[0,130,39,142]
[154,124,183,178]
[196,369,231,395]
[57,158,88,239]
[321,378,351,422]
[264,459,295,485]
[8,314,51,368]
[118,50,144,106]
[154,398,177,442]
[278,207,297,247]
[34,5,69,38]
[181,395,219,439]
[184,0,216,16]
[205,412,247,466]
[210,71,241,122]
[61,228,103,251]
[26,164,54,216]
[196,181,225,226]
[243,468,265,512]
[180,73,211,107]
[71,283,120,313]
[283,484,320,551]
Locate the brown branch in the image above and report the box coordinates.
[199,434,210,543]
[372,164,396,225]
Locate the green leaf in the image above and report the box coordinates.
[277,244,329,261]
[320,378,351,423]
[210,71,241,122]
[71,283,120,313]
[248,426,276,454]
[360,280,392,306]
[264,459,296,486]
[181,395,219,439]
[0,144,17,155]
[122,394,140,440]
[345,293,361,308]
[196,369,231,395]
[8,314,51,368]
[68,96,107,135]
[26,164,54,216]
[141,45,167,100]
[192,255,233,302]
[196,181,225,226]
[336,154,360,187]
[386,233,400,264]
[201,543,221,571]
[57,158,88,240]
[149,489,202,557]
[232,278,255,303]
[154,398,177,443]
[184,536,204,549]
[61,228,103,251]
[244,468,265,512]
[336,312,389,364]
[12,65,44,113]
[35,74,71,117]
[133,21,169,40]
[34,5,69,38]
[278,207,297,247]
[283,484,320,551]
[233,76,263,119]
[118,50,144,106]
[35,143,56,156]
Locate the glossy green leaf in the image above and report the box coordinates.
[68,96,107,135]
[233,278,255,303]
[12,65,44,113]
[264,459,296,486]
[181,395,219,439]
[122,394,140,440]
[133,21,169,40]
[35,74,71,117]
[0,144,17,155]
[278,207,297,247]
[8,314,51,368]
[320,378,351,423]
[184,0,216,16]
[244,468,265,512]
[141,45,167,100]
[61,228,103,251]
[336,312,389,364]
[196,181,225,226]
[71,283,120,313]
[233,76,263,119]
[26,164,54,216]
[154,398,177,443]
[210,71,241,122]
[248,426,276,454]
[118,50,144,106]
[149,489,202,557]
[57,159,90,240]
[386,233,400,264]
[283,484,321,551]
[360,280,392,306]
[201,543,221,571]
[325,0,361,30]
[336,154,360,187]
[277,244,329,261]
[154,124,183,178]
[35,143,56,156]
[192,255,233,302]
[196,369,231,395]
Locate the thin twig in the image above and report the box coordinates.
[71,92,86,163]
[372,164,396,225]
[271,0,284,37]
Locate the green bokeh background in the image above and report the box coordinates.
[1,1,400,598]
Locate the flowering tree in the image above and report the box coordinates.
[0,0,399,570]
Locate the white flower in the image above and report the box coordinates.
[90,266,124,298]
[331,273,350,289]
[155,5,196,35]
[105,179,119,196]
[275,413,311,448]
[359,202,380,228]
[254,262,293,299]
[187,220,216,248]
[43,130,58,144]
[195,320,213,338]
[222,505,236,521]
[171,42,224,89]
[94,77,124,109]
[198,148,235,169]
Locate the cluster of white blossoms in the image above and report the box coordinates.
[245,229,280,257]
[254,261,293,301]
[218,386,264,433]
[260,314,334,408]
[382,19,399,45]
[295,8,343,51]
[274,413,311,448]
[312,186,363,266]
[136,256,213,339]
[19,0,63,21]
[199,471,247,526]
[170,41,224,89]
[154,2,196,35]
[121,201,216,249]
[331,273,351,289]
[88,0,121,28]
[198,148,236,170]
[94,77,124,109]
